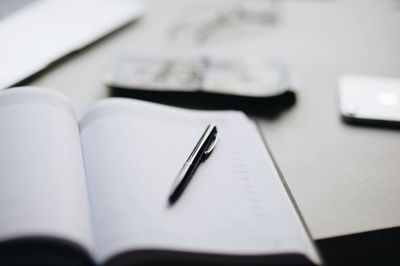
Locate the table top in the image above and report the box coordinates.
[30,0,400,240]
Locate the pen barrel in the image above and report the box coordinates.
[168,124,217,205]
[176,162,193,185]
[169,160,201,204]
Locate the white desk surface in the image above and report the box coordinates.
[30,0,400,240]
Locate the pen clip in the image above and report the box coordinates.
[202,134,218,161]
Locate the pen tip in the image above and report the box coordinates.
[167,196,176,207]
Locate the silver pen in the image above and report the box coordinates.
[168,124,218,205]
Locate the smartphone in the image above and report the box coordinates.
[338,75,400,128]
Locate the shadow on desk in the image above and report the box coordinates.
[317,227,400,265]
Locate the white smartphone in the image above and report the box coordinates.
[338,75,400,128]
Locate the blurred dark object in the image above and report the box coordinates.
[317,227,400,266]
[0,237,92,266]
[106,56,296,116]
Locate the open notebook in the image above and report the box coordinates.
[0,87,321,265]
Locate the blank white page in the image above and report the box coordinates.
[0,1,144,89]
[0,88,92,253]
[79,99,319,264]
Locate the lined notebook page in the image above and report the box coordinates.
[0,88,92,252]
[79,99,319,264]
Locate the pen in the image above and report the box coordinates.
[168,124,218,205]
